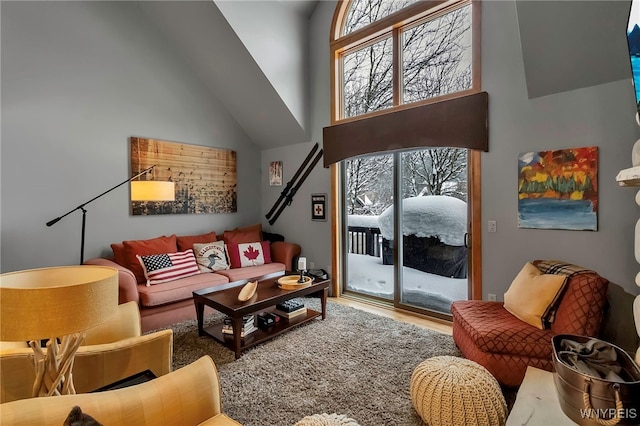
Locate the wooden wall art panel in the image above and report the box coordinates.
[130,136,237,215]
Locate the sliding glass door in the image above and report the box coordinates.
[344,153,394,301]
[344,149,470,318]
[398,149,469,317]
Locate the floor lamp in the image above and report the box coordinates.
[46,165,175,264]
[0,265,118,397]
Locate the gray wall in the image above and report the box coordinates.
[260,1,335,276]
[481,1,639,298]
[1,1,261,272]
[302,0,640,298]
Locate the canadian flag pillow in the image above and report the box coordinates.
[226,241,271,269]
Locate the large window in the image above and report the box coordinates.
[342,36,394,118]
[343,0,421,34]
[402,4,472,103]
[336,0,478,121]
[329,0,482,309]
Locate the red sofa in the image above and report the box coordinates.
[85,225,301,332]
[451,260,609,387]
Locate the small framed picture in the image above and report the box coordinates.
[269,161,283,186]
[311,193,327,221]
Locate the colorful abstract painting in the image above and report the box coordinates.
[518,146,598,231]
[130,137,237,215]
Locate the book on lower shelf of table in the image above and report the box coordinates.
[222,315,257,337]
[273,306,307,319]
[222,323,257,337]
[223,315,254,326]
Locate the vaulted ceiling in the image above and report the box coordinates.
[139,0,318,150]
[137,0,631,150]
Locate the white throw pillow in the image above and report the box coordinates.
[192,241,230,272]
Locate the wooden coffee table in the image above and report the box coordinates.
[193,272,329,359]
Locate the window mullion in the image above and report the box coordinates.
[393,27,401,107]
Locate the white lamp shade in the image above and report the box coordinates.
[130,181,175,201]
[0,266,118,341]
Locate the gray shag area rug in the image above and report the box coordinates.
[167,298,465,426]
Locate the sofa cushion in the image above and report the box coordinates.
[503,262,567,329]
[137,272,229,307]
[226,241,271,268]
[214,262,285,282]
[222,223,262,244]
[176,231,217,252]
[122,235,178,283]
[137,249,201,286]
[450,300,555,358]
[193,241,230,272]
[451,314,554,387]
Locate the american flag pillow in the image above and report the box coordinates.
[137,249,200,286]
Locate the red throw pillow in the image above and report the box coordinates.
[122,235,178,283]
[111,243,127,266]
[176,231,217,251]
[226,241,271,268]
[222,223,263,244]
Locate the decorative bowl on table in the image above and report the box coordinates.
[237,280,258,302]
[277,275,313,290]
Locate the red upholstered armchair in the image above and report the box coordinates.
[451,260,609,387]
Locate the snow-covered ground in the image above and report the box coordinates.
[346,195,469,313]
[346,252,468,314]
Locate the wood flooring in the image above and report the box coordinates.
[329,296,453,335]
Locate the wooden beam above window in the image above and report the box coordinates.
[322,91,488,167]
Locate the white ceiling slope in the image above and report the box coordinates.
[215,0,311,138]
[138,1,309,149]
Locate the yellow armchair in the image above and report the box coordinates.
[0,301,173,403]
[0,355,241,425]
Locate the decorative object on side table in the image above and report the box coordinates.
[0,266,118,397]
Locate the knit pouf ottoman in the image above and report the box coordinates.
[410,356,507,426]
[294,413,361,426]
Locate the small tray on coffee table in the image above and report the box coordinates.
[277,275,313,290]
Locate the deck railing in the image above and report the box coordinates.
[347,226,382,258]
